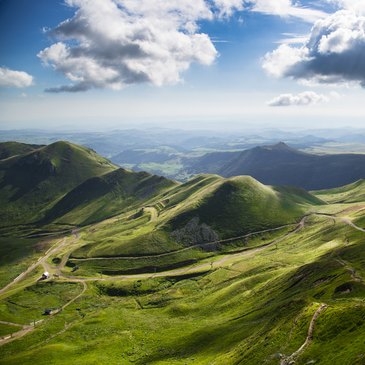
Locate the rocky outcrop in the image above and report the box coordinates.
[171,217,219,247]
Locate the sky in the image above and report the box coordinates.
[1,0,365,131]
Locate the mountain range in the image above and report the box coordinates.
[187,142,365,190]
[0,141,321,233]
[0,140,364,365]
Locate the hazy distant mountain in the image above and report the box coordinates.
[111,146,181,165]
[184,151,241,174]
[188,142,365,190]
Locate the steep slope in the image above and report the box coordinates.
[165,175,323,240]
[188,142,365,190]
[0,141,116,226]
[43,168,177,225]
[63,174,322,265]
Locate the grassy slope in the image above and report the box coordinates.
[43,168,177,226]
[1,207,365,364]
[63,174,322,275]
[0,141,116,226]
[166,175,323,238]
[0,141,117,295]
[66,175,222,260]
[313,179,365,204]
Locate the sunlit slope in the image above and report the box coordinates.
[313,179,365,204]
[67,174,224,260]
[0,141,116,225]
[165,175,323,239]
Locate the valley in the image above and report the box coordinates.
[3,127,365,185]
[3,0,365,362]
[0,141,364,364]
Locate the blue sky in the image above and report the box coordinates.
[1,0,365,130]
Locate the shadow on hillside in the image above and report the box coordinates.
[0,157,56,201]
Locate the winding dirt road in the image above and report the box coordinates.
[143,207,158,222]
[0,209,363,347]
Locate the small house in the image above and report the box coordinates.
[41,271,50,280]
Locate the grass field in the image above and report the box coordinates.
[1,214,364,364]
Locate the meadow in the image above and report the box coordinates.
[0,178,364,364]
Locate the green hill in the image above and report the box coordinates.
[166,175,323,239]
[43,168,177,225]
[66,174,323,272]
[0,141,116,226]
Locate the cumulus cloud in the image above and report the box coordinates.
[38,0,221,92]
[329,0,365,15]
[268,91,329,106]
[0,67,33,88]
[38,0,339,92]
[262,10,365,87]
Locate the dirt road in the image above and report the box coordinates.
[280,303,328,365]
[0,238,68,296]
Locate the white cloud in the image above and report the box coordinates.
[39,0,220,92]
[262,10,365,87]
[37,0,338,92]
[213,0,244,18]
[268,91,330,106]
[262,44,309,78]
[329,0,365,15]
[248,0,328,22]
[0,67,33,88]
[277,33,309,45]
